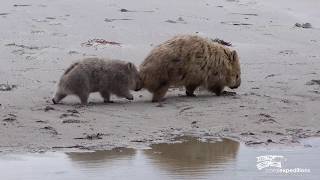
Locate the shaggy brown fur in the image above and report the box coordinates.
[52,58,142,105]
[139,35,241,102]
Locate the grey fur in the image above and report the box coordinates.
[52,58,142,105]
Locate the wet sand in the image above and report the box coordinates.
[0,0,320,152]
[0,137,319,179]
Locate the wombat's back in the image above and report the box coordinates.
[139,35,227,89]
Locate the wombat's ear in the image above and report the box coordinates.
[231,50,238,62]
[127,62,135,70]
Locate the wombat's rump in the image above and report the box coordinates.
[52,58,142,105]
[139,35,241,102]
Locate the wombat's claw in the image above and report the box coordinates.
[126,97,134,101]
[52,98,57,104]
[104,100,114,103]
[187,94,196,97]
[186,91,196,97]
[152,97,166,102]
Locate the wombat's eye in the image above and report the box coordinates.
[236,75,239,79]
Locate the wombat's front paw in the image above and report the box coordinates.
[151,97,166,102]
[104,100,114,103]
[126,95,134,100]
[186,91,196,97]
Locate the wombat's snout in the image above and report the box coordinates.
[230,79,241,89]
[134,77,143,91]
[135,87,142,91]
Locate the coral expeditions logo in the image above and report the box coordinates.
[256,155,311,174]
[256,155,284,170]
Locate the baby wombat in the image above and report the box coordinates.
[139,35,241,102]
[52,58,142,105]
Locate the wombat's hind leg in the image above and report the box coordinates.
[185,84,198,97]
[152,85,169,102]
[100,90,114,103]
[52,93,67,104]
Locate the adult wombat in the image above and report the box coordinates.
[139,35,241,102]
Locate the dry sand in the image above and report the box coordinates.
[0,0,320,152]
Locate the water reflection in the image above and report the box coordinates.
[144,137,239,175]
[65,137,239,179]
[1,137,319,180]
[67,147,136,168]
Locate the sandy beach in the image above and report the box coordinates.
[0,0,320,152]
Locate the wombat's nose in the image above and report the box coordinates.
[134,86,142,91]
[230,80,241,89]
[134,79,143,91]
[237,79,241,87]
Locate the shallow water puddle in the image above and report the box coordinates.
[0,137,319,180]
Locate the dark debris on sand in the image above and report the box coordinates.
[306,80,320,86]
[120,8,130,12]
[13,4,31,7]
[74,133,104,140]
[295,23,312,29]
[81,39,121,47]
[44,106,55,112]
[62,119,81,124]
[0,83,17,91]
[212,38,232,46]
[3,114,17,122]
[40,126,58,135]
[104,18,133,22]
